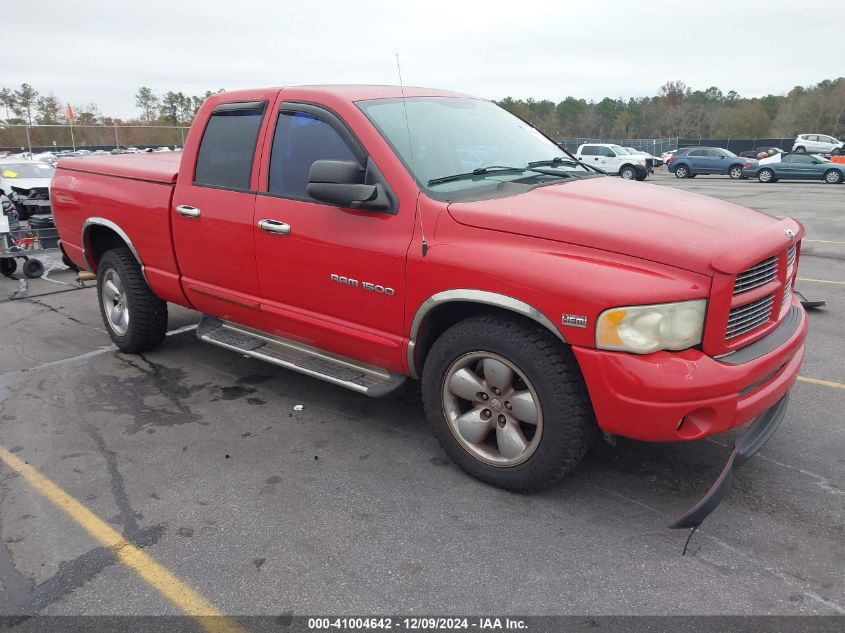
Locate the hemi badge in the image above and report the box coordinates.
[562,314,588,328]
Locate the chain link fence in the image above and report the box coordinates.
[556,138,680,156]
[0,124,191,153]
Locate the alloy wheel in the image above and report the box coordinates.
[101,268,129,336]
[441,351,543,467]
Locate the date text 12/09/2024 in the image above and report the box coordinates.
[308,617,527,630]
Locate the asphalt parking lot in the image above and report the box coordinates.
[1,171,843,624]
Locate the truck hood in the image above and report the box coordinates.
[447,177,794,275]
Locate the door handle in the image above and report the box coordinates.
[257,219,291,235]
[176,205,201,218]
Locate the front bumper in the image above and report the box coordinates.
[573,298,807,442]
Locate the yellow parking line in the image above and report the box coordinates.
[798,376,845,390]
[797,277,845,285]
[0,444,246,633]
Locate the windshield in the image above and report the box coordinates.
[0,162,56,179]
[357,97,584,194]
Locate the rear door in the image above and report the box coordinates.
[172,94,275,330]
[686,148,709,172]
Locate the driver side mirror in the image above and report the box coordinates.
[306,160,389,211]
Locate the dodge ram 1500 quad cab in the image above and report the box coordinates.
[52,86,807,528]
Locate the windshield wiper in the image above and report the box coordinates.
[527,157,579,168]
[428,164,581,187]
[428,166,529,186]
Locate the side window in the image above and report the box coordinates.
[807,135,819,142]
[689,149,707,157]
[599,147,615,157]
[194,104,265,189]
[268,111,358,199]
[795,155,813,164]
[581,146,596,156]
[707,149,723,157]
[782,155,795,163]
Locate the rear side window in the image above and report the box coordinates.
[268,111,357,199]
[580,146,597,156]
[194,103,265,190]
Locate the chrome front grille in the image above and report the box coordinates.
[734,256,777,294]
[782,277,793,306]
[726,294,774,339]
[786,244,796,270]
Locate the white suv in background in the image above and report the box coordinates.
[792,134,844,155]
[575,144,650,180]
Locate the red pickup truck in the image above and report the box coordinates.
[53,86,807,527]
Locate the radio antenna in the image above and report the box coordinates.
[396,53,427,257]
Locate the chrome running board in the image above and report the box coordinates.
[197,316,406,397]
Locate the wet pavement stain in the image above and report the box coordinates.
[76,353,208,435]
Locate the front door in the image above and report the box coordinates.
[252,102,413,371]
[172,95,276,330]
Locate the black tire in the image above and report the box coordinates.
[832,147,842,157]
[758,168,775,183]
[674,165,689,178]
[620,165,636,180]
[97,247,167,353]
[729,165,744,179]
[22,258,44,279]
[634,171,648,181]
[795,146,806,153]
[421,314,597,492]
[823,169,842,184]
[1,258,16,278]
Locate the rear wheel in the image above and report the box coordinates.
[1,258,16,278]
[823,169,842,184]
[729,165,744,179]
[422,314,596,492]
[674,165,689,178]
[620,165,636,180]
[795,146,806,153]
[97,247,168,353]
[758,168,775,183]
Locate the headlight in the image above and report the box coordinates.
[596,299,706,354]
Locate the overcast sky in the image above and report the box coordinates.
[5,1,844,119]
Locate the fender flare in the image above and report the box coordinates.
[81,217,147,280]
[406,289,565,379]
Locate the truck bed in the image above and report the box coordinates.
[57,152,182,184]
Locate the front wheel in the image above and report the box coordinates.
[674,165,689,178]
[22,258,44,278]
[620,165,636,180]
[758,168,775,183]
[729,165,744,179]
[824,169,843,184]
[97,247,168,353]
[421,314,596,492]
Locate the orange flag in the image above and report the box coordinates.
[66,103,76,123]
